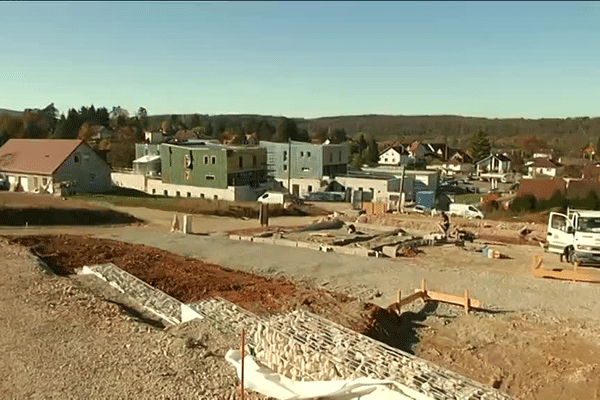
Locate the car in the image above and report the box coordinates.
[410,205,429,214]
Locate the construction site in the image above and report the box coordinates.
[2,192,600,399]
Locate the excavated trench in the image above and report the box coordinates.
[5,234,404,348]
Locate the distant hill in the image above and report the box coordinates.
[146,113,600,157]
[0,108,23,118]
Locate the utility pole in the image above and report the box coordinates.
[287,137,291,194]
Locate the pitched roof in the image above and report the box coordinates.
[0,139,84,175]
[475,153,512,164]
[528,158,559,168]
[379,146,407,156]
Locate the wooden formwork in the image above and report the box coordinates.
[531,256,600,283]
[390,278,482,315]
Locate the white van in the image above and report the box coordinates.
[449,203,484,219]
[257,191,291,205]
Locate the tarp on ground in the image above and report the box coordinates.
[225,349,433,400]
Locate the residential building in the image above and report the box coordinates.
[475,154,512,175]
[526,158,562,178]
[360,166,440,201]
[161,141,267,190]
[0,139,112,194]
[113,140,269,201]
[260,140,350,197]
[135,143,162,159]
[424,143,451,160]
[448,149,473,164]
[378,146,409,166]
[144,130,166,144]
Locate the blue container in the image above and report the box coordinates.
[482,245,489,257]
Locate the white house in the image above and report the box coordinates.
[475,154,512,176]
[0,139,112,194]
[526,158,561,178]
[442,160,475,176]
[378,146,409,165]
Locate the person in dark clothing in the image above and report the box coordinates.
[438,211,450,237]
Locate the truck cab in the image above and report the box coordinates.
[547,209,600,266]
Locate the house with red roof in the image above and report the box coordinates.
[0,139,112,194]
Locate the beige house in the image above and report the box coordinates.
[0,139,112,194]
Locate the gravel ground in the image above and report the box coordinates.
[0,239,266,400]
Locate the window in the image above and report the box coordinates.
[211,156,216,164]
[152,189,156,194]
[187,192,191,197]
[176,191,181,197]
[33,177,38,187]
[302,167,310,172]
[163,190,168,196]
[307,151,311,157]
[283,151,287,161]
[204,155,209,164]
[89,173,95,182]
[214,195,218,200]
[42,178,47,186]
[184,154,192,168]
[184,170,191,180]
[74,153,80,163]
[206,175,215,180]
[252,155,257,167]
[551,214,568,231]
[145,149,149,155]
[201,193,205,199]
[283,165,287,171]
[239,156,243,168]
[300,151,304,157]
[308,185,312,192]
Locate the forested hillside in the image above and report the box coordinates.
[3,105,600,159]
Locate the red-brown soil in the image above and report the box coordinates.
[6,234,386,336]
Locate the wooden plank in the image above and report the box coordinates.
[426,290,483,309]
[397,291,427,308]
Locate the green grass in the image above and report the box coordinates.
[453,193,484,205]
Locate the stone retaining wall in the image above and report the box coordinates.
[78,263,184,325]
[185,297,511,400]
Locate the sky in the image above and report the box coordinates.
[1,1,599,119]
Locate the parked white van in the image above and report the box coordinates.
[449,203,484,219]
[257,191,291,205]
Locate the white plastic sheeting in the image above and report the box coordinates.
[225,349,434,400]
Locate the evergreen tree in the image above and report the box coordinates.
[367,139,379,165]
[470,130,492,161]
[277,117,299,142]
[358,134,368,153]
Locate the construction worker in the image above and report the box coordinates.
[438,211,450,238]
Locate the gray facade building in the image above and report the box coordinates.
[260,140,350,181]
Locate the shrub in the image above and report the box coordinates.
[511,195,536,212]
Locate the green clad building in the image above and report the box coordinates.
[160,141,267,190]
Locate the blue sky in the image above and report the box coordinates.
[1,1,599,119]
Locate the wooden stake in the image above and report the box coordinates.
[240,329,245,400]
[464,289,470,314]
[396,289,402,314]
[421,278,427,295]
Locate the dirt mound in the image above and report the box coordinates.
[6,234,379,335]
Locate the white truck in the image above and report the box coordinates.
[448,203,484,219]
[547,208,600,266]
